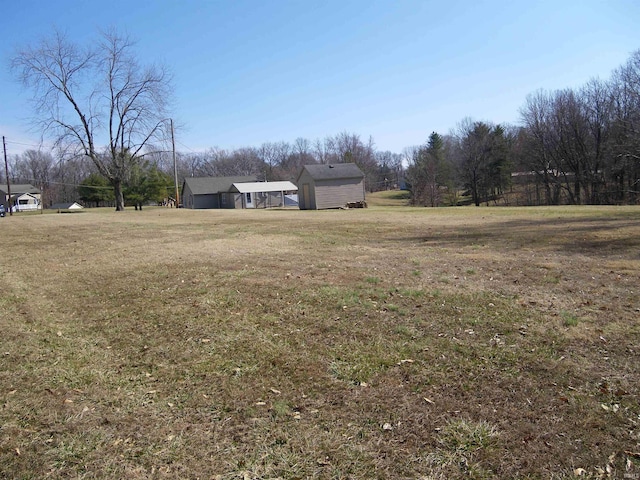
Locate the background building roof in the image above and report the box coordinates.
[1,184,41,195]
[183,176,258,195]
[298,163,364,182]
[49,202,84,210]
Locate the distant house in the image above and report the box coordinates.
[1,184,41,212]
[296,163,366,210]
[181,176,298,209]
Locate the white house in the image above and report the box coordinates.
[1,184,42,212]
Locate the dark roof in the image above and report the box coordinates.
[1,184,40,195]
[49,202,83,209]
[298,163,364,182]
[183,176,258,195]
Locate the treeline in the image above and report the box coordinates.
[3,152,173,209]
[2,132,404,207]
[518,53,640,205]
[4,50,640,207]
[156,131,404,193]
[407,50,640,206]
[406,121,518,207]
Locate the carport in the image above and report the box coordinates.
[230,181,298,208]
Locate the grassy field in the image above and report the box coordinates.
[1,199,639,479]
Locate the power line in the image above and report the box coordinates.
[10,177,114,190]
[176,140,199,153]
[4,140,50,149]
[4,138,205,156]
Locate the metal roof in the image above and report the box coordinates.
[231,181,298,193]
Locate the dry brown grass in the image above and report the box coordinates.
[1,202,639,479]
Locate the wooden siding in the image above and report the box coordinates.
[220,192,242,209]
[219,192,232,209]
[296,167,365,209]
[182,183,196,208]
[314,178,365,209]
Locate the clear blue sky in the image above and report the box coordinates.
[1,0,638,156]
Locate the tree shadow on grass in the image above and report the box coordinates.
[389,216,640,258]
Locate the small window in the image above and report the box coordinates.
[246,193,251,203]
[19,199,29,205]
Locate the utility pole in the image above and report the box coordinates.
[170,119,179,208]
[3,136,12,216]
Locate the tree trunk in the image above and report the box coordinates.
[113,179,125,211]
[472,171,480,206]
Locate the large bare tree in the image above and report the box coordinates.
[12,30,172,210]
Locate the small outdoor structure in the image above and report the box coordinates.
[296,163,366,210]
[230,181,298,209]
[181,176,298,209]
[49,202,84,211]
[1,184,42,212]
[182,176,258,209]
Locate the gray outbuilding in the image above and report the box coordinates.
[182,176,258,209]
[182,176,298,209]
[296,163,366,210]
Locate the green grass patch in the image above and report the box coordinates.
[561,310,580,327]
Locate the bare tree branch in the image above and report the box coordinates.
[12,29,173,210]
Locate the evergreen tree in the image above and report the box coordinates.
[78,174,115,207]
[406,132,452,206]
[124,163,173,210]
